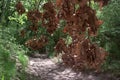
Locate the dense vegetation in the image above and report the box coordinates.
[0,0,120,80]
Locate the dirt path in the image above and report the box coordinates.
[25,57,119,80]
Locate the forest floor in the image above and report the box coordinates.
[24,54,120,80]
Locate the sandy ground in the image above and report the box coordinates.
[24,56,119,80]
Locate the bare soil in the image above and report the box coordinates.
[24,55,120,80]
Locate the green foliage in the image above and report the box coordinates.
[96,0,120,60]
[91,0,120,74]
[102,60,120,71]
[46,27,65,57]
[90,0,120,72]
[0,25,28,80]
[1,75,4,80]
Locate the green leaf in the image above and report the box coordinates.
[1,74,4,80]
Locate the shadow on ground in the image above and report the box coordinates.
[24,57,119,80]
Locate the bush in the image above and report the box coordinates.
[0,25,28,80]
[93,0,120,73]
[96,0,120,60]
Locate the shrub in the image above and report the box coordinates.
[96,0,120,60]
[0,25,28,80]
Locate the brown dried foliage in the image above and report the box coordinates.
[25,36,48,50]
[27,9,41,23]
[55,38,67,53]
[29,24,38,32]
[20,29,26,37]
[57,0,75,20]
[17,0,108,71]
[15,1,25,15]
[56,38,108,71]
[55,0,108,71]
[62,5,101,36]
[42,2,58,34]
